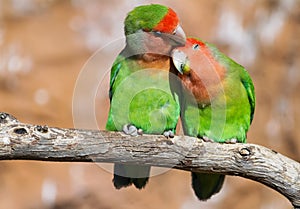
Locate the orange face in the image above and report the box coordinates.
[172,38,226,104]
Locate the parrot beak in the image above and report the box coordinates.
[173,25,186,45]
[172,49,188,75]
[164,25,186,46]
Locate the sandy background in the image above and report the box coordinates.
[0,0,299,208]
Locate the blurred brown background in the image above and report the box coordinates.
[0,0,299,208]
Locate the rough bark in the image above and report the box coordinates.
[0,112,299,208]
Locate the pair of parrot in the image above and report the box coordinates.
[106,4,255,201]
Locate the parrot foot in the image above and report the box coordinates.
[225,138,237,144]
[137,128,143,135]
[122,124,143,136]
[163,130,175,138]
[202,136,214,143]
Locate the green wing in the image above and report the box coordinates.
[109,55,125,101]
[209,43,255,125]
[239,67,255,124]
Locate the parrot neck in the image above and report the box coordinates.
[136,55,170,69]
[179,70,211,104]
[140,53,169,62]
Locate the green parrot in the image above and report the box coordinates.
[106,4,186,189]
[171,37,255,200]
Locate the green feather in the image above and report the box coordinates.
[192,173,225,201]
[113,164,150,189]
[124,4,168,35]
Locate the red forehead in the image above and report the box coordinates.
[154,8,179,33]
[181,37,212,61]
[186,38,206,48]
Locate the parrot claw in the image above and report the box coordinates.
[163,130,175,138]
[202,136,214,143]
[225,138,237,144]
[123,124,140,136]
[137,128,143,135]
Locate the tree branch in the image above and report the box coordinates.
[0,112,299,208]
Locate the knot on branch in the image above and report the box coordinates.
[0,112,79,147]
[36,125,49,133]
[13,127,28,135]
[235,146,255,162]
[0,112,19,126]
[232,146,256,168]
[239,147,251,157]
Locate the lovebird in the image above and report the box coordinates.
[171,37,255,200]
[106,4,186,189]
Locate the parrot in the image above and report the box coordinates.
[106,4,186,190]
[171,37,255,200]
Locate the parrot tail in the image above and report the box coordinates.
[113,163,150,189]
[191,172,225,201]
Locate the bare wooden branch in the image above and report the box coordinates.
[0,112,299,208]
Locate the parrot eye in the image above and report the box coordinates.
[192,44,200,50]
[153,31,162,36]
[180,63,185,71]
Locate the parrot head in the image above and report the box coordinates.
[124,4,186,56]
[171,37,226,104]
